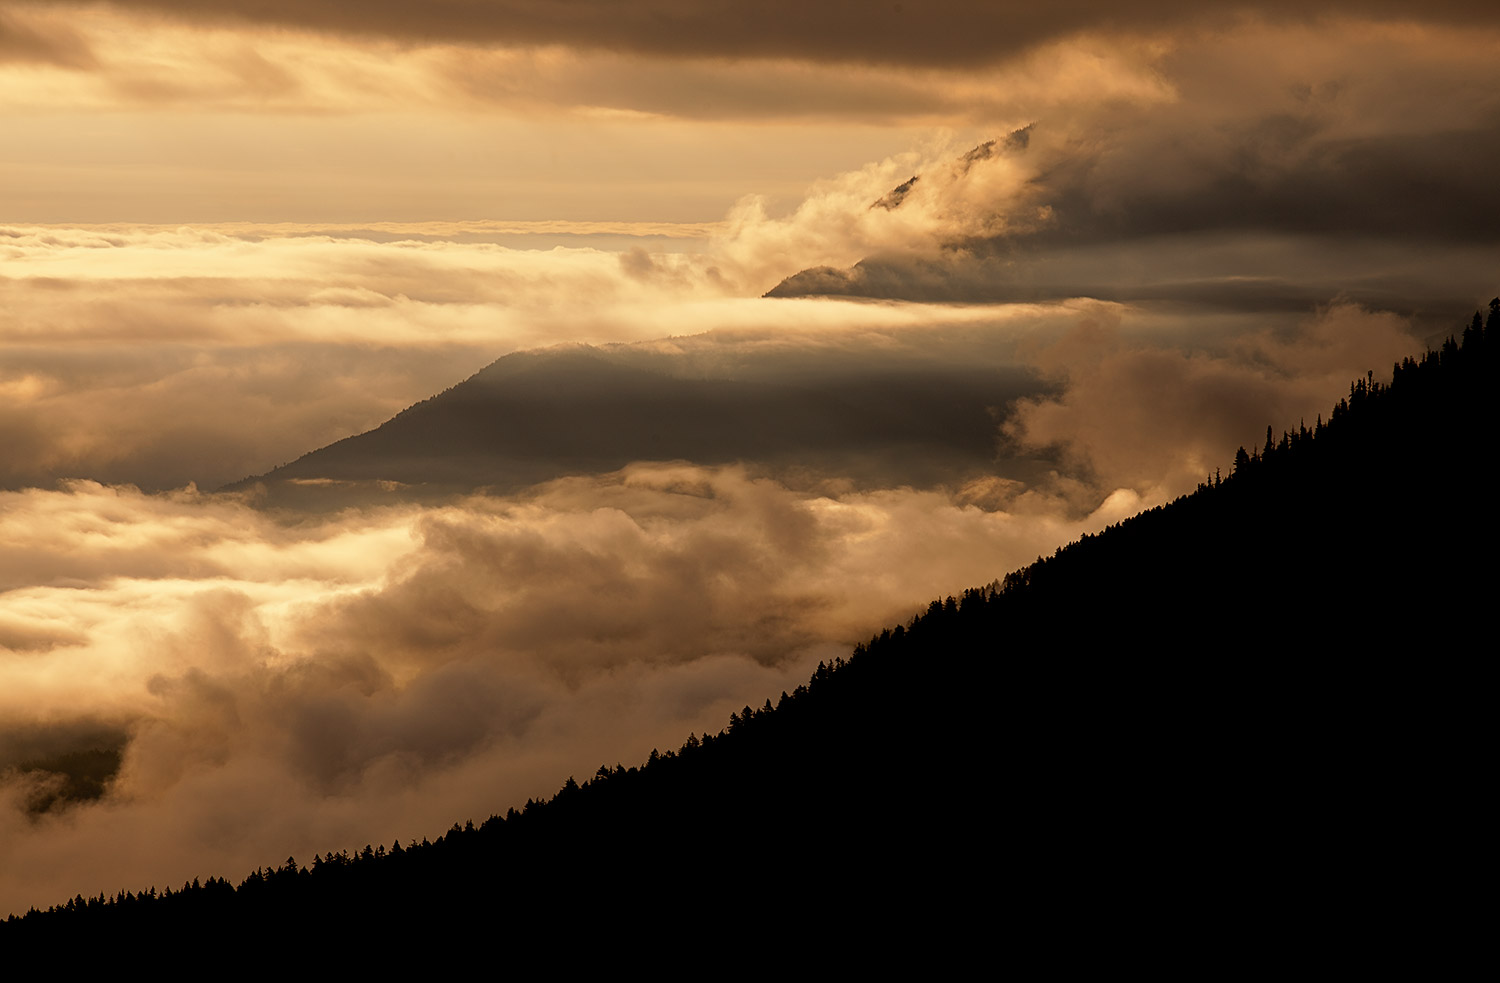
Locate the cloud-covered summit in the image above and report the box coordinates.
[231,306,1053,503]
[768,50,1500,316]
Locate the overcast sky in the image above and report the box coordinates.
[2,1,1495,916]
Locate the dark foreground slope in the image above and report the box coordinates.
[12,304,1495,966]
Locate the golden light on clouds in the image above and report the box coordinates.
[0,462,1154,911]
[3,0,1497,919]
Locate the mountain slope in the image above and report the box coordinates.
[226,336,1051,503]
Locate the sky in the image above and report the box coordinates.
[2,1,1497,915]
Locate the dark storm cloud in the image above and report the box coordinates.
[1019,119,1500,246]
[38,1,1500,65]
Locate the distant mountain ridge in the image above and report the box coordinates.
[225,332,1052,503]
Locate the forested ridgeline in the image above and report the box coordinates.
[7,303,1494,963]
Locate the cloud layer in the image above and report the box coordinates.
[0,466,1147,914]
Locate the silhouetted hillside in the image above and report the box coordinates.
[14,300,1494,966]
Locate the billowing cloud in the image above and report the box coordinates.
[0,466,1142,914]
[1004,301,1421,499]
